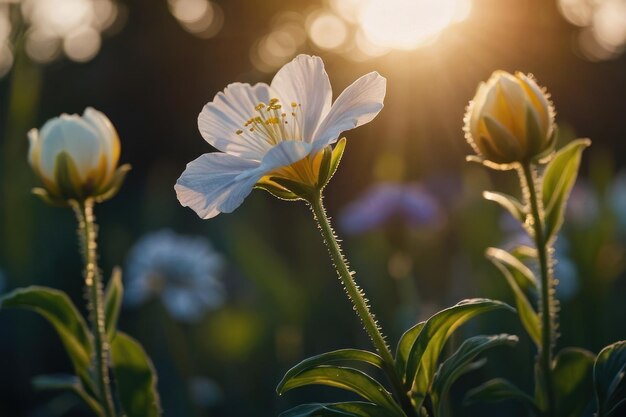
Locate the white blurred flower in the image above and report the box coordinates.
[0,0,122,75]
[124,229,225,322]
[28,107,129,204]
[558,0,626,61]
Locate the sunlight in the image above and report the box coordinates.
[359,0,472,50]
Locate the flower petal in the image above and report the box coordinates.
[198,82,274,159]
[82,107,121,177]
[161,287,206,322]
[39,115,102,182]
[271,54,332,142]
[259,140,313,172]
[312,71,386,151]
[175,153,262,219]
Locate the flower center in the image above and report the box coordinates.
[236,98,303,145]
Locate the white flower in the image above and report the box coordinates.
[464,71,555,168]
[175,54,386,219]
[28,107,130,204]
[124,229,225,322]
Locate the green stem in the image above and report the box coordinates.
[520,164,555,417]
[309,193,417,417]
[73,199,117,417]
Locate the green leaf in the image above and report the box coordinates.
[277,366,403,415]
[95,164,132,203]
[32,374,103,416]
[111,332,161,417]
[278,349,384,392]
[403,298,514,409]
[509,245,537,261]
[483,191,527,223]
[464,378,538,412]
[395,322,426,380]
[486,248,541,347]
[594,341,626,417]
[431,334,519,417]
[542,138,591,242]
[104,267,123,342]
[0,286,93,378]
[553,348,595,417]
[279,402,398,417]
[486,247,538,293]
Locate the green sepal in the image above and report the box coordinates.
[255,180,302,201]
[32,187,70,207]
[0,286,94,380]
[95,164,131,203]
[542,138,591,243]
[485,248,541,347]
[533,127,558,164]
[402,298,514,409]
[483,191,527,223]
[316,145,334,189]
[553,347,595,417]
[269,176,316,200]
[104,267,123,342]
[594,341,626,417]
[465,154,519,171]
[277,349,384,393]
[430,334,519,416]
[111,331,161,417]
[277,365,403,415]
[318,137,347,190]
[54,152,85,201]
[525,103,552,161]
[483,116,522,162]
[464,378,538,412]
[279,402,400,417]
[32,374,103,416]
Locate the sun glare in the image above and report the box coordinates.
[359,0,472,50]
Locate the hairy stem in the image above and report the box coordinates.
[73,199,117,417]
[520,164,556,417]
[309,193,417,417]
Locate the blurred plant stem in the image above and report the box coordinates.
[520,163,556,417]
[72,199,117,417]
[309,193,418,417]
[1,11,41,280]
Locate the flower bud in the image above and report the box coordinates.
[28,107,130,204]
[464,70,556,168]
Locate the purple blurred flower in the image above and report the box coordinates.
[189,377,222,408]
[610,171,626,231]
[339,182,442,235]
[566,180,600,227]
[124,229,225,322]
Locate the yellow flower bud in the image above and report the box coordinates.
[28,107,130,204]
[464,70,556,168]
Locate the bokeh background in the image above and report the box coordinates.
[1,0,626,416]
